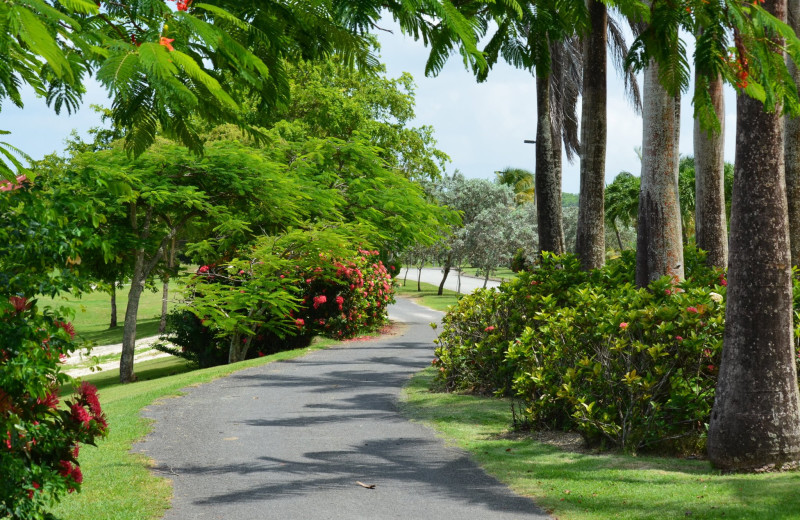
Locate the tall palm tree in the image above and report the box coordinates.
[707,0,800,472]
[786,2,800,267]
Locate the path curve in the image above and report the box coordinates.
[136,298,548,519]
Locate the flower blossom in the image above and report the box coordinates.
[619,322,628,330]
[198,265,209,274]
[313,295,327,309]
[484,326,495,332]
[159,37,175,51]
[687,306,699,314]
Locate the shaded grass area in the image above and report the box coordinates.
[51,337,339,520]
[37,283,180,346]
[401,368,800,520]
[395,280,460,312]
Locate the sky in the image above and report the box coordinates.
[1,15,738,194]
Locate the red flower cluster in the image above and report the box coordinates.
[313,295,327,309]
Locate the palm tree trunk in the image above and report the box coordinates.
[576,0,607,271]
[635,60,684,287]
[786,1,800,267]
[708,29,800,469]
[694,72,728,268]
[536,72,565,255]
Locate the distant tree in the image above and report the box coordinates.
[604,172,640,251]
[495,167,535,205]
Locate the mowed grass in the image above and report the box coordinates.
[401,369,800,520]
[50,337,340,520]
[37,282,181,346]
[395,279,461,312]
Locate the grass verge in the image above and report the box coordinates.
[50,337,339,520]
[395,280,460,312]
[401,368,800,520]
[37,283,181,346]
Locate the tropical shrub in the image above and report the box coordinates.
[158,231,395,367]
[434,248,744,454]
[0,297,108,519]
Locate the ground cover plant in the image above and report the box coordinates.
[433,247,799,454]
[402,368,800,520]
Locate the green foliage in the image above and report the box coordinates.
[433,247,766,454]
[0,297,108,519]
[163,229,396,366]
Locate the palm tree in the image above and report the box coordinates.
[707,0,800,472]
[604,171,639,250]
[495,167,536,204]
[694,70,728,268]
[786,2,800,266]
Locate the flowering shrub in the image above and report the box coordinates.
[433,248,759,454]
[159,232,395,367]
[1,297,108,519]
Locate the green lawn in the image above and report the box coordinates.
[37,282,181,346]
[401,369,800,520]
[51,337,339,520]
[395,280,461,312]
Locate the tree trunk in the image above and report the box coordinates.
[483,268,490,289]
[786,1,800,267]
[159,237,176,334]
[417,264,423,292]
[708,97,800,471]
[694,72,728,268]
[536,72,566,255]
[159,281,169,334]
[456,268,462,295]
[635,60,684,287]
[575,0,607,271]
[109,283,117,328]
[120,259,145,383]
[708,0,800,470]
[438,255,451,296]
[613,221,624,251]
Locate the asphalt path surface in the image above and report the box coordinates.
[137,297,548,519]
[402,267,501,293]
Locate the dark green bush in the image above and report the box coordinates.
[434,247,756,454]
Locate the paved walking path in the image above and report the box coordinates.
[403,267,502,293]
[136,298,548,519]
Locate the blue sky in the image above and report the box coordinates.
[2,17,738,193]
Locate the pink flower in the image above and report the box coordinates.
[676,336,684,342]
[484,326,495,332]
[619,322,628,329]
[687,306,698,314]
[295,318,305,328]
[335,295,344,310]
[198,265,209,274]
[313,295,327,309]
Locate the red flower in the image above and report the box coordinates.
[484,326,495,332]
[295,318,305,328]
[676,336,684,342]
[70,404,92,427]
[313,295,327,309]
[198,265,209,274]
[176,0,191,10]
[619,322,628,329]
[687,306,699,313]
[9,295,28,313]
[37,392,59,409]
[159,37,175,51]
[79,382,102,416]
[56,321,76,339]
